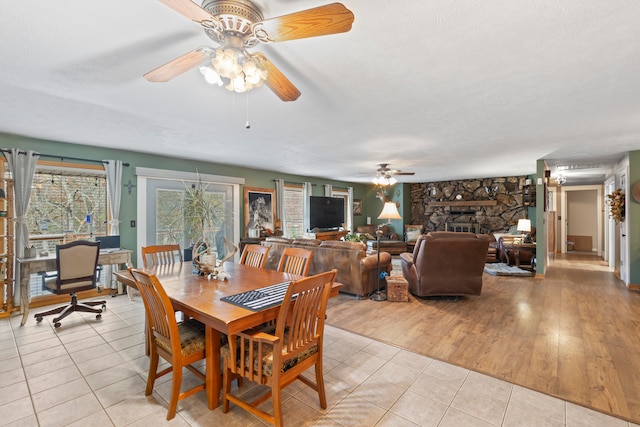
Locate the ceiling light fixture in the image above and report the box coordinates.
[198,43,267,93]
[372,174,397,186]
[554,174,567,186]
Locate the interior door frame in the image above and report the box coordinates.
[559,185,603,256]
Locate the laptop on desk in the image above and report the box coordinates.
[96,235,121,252]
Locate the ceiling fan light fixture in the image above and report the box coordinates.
[372,175,396,186]
[199,65,223,86]
[207,47,267,93]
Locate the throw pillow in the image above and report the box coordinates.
[406,229,421,242]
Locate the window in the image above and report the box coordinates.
[331,188,352,232]
[283,184,304,238]
[136,168,243,260]
[26,162,109,297]
[28,167,107,242]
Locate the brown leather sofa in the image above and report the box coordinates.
[262,237,392,297]
[400,231,490,297]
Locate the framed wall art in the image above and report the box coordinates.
[244,187,275,235]
[353,199,362,216]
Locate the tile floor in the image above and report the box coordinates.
[0,294,638,427]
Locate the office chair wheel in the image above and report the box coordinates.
[35,316,43,323]
[96,314,102,320]
[54,322,61,328]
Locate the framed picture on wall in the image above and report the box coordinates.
[244,187,275,236]
[353,199,362,216]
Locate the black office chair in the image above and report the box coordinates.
[34,240,106,328]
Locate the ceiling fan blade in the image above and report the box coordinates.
[159,0,216,25]
[395,172,415,176]
[256,3,354,42]
[144,48,209,82]
[253,53,301,102]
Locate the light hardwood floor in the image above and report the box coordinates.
[326,252,640,424]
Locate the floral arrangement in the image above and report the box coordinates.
[607,188,625,223]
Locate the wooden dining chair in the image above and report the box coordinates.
[276,247,313,276]
[239,244,270,269]
[140,244,183,268]
[129,268,206,420]
[222,269,337,427]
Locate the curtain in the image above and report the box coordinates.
[347,186,354,232]
[104,160,122,235]
[324,184,332,197]
[275,178,285,235]
[3,148,40,306]
[302,182,313,233]
[103,160,123,290]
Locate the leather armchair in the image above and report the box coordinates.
[356,224,399,240]
[400,232,490,297]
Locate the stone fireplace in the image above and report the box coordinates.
[409,176,529,234]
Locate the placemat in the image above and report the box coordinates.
[221,281,292,311]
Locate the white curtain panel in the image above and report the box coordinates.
[303,182,313,233]
[2,148,40,306]
[347,186,354,231]
[104,159,122,235]
[103,160,123,290]
[275,178,285,235]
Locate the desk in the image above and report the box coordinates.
[114,263,340,410]
[17,249,132,326]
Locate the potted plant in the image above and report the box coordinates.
[179,177,225,262]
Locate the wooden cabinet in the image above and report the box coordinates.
[0,178,14,317]
[303,230,348,241]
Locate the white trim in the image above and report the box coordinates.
[135,167,245,185]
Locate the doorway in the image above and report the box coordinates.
[560,185,603,256]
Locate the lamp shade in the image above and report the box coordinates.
[378,202,402,220]
[517,219,531,233]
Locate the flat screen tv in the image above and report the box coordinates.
[309,196,345,231]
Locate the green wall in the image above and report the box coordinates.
[1,133,372,265]
[628,151,640,285]
[535,160,545,275]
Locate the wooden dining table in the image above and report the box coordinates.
[114,262,341,410]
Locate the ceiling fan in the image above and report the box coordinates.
[372,163,415,185]
[144,0,355,101]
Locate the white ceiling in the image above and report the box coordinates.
[1,1,639,186]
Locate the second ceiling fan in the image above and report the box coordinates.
[372,164,415,185]
[144,0,355,101]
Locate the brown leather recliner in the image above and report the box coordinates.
[400,232,490,297]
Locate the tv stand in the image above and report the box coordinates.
[303,230,348,241]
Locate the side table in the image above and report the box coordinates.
[502,242,536,270]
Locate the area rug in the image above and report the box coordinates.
[484,262,533,276]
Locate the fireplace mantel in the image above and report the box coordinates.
[429,200,497,207]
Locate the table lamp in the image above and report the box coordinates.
[371,202,402,301]
[517,219,532,243]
